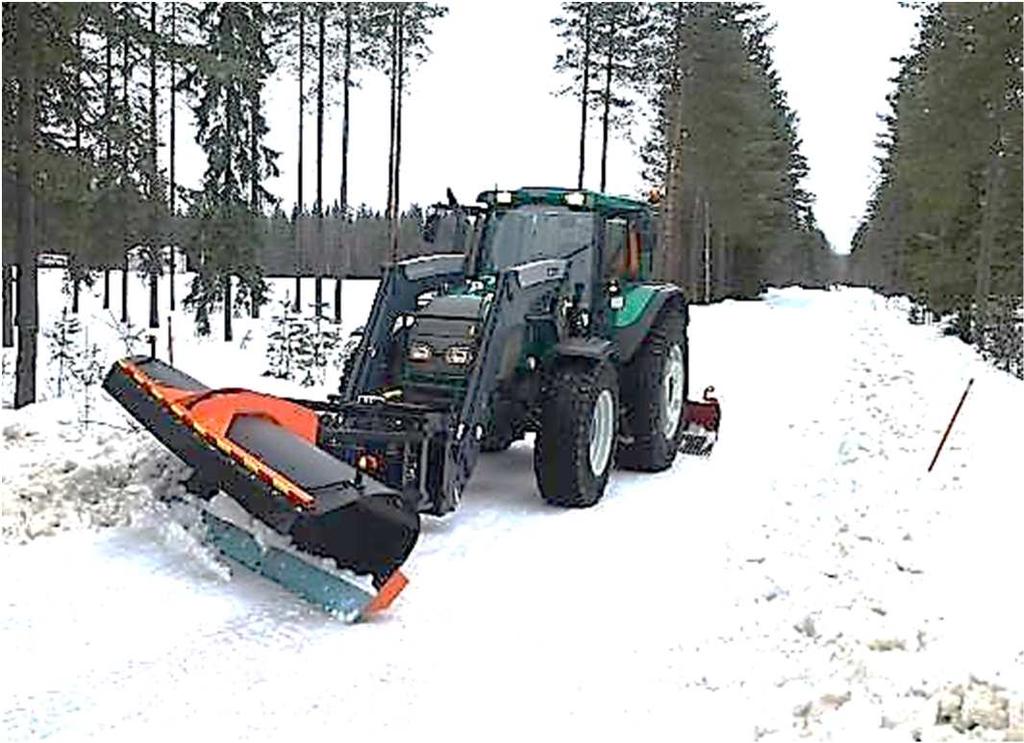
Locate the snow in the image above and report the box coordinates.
[2,272,1023,742]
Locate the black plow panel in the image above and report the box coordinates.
[102,358,420,584]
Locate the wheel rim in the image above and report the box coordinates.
[589,389,615,477]
[663,344,685,439]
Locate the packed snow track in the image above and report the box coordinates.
[2,285,1021,742]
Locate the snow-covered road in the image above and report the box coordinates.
[2,286,1021,742]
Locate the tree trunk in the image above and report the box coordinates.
[14,5,38,408]
[340,5,352,217]
[386,8,399,262]
[250,89,261,319]
[148,2,159,330]
[2,265,13,348]
[577,5,591,190]
[392,10,405,262]
[104,35,113,311]
[337,5,352,325]
[169,2,177,311]
[599,17,615,193]
[334,277,343,325]
[295,5,305,312]
[315,6,325,315]
[122,256,130,324]
[659,6,685,283]
[716,227,730,298]
[702,196,712,302]
[223,274,233,342]
[73,29,84,317]
[973,147,1001,350]
[121,31,130,325]
[224,78,235,341]
[685,191,702,300]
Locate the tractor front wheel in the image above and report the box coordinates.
[534,360,618,507]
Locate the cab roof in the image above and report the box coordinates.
[475,187,651,216]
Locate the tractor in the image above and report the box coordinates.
[103,186,719,618]
[333,186,719,514]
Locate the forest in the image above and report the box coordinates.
[3,2,448,406]
[552,2,838,301]
[3,2,1022,410]
[850,3,1022,376]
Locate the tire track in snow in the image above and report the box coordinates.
[2,287,1021,742]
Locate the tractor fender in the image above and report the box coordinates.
[553,337,616,362]
[613,285,688,364]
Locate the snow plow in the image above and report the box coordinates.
[104,186,721,618]
[103,357,415,619]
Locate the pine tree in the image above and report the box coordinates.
[268,3,313,312]
[638,3,827,300]
[3,4,103,407]
[590,3,646,192]
[185,3,277,341]
[366,3,448,262]
[552,3,596,189]
[851,3,1022,374]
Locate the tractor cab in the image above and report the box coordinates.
[403,189,664,408]
[426,187,656,283]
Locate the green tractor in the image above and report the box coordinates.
[103,185,720,617]
[336,186,720,513]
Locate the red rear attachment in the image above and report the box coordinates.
[680,386,721,456]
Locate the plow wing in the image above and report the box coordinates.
[103,357,419,618]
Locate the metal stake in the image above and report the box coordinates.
[928,378,973,472]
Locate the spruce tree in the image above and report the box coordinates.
[185,3,277,341]
[851,3,1022,375]
[552,3,596,189]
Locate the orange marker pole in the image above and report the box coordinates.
[928,378,973,473]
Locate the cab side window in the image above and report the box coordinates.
[604,218,627,277]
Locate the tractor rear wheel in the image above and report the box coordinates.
[534,360,618,507]
[617,304,688,471]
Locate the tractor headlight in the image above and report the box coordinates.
[564,191,586,207]
[445,345,474,365]
[408,343,433,362]
[496,191,513,205]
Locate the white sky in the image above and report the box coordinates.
[765,0,920,252]
[170,1,922,254]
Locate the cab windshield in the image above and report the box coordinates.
[476,205,595,272]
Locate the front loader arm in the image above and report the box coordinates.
[440,259,570,509]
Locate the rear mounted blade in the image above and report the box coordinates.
[680,386,721,457]
[103,356,419,606]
